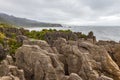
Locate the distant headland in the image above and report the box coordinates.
[0,13,62,27]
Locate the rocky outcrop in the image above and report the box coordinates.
[14,38,120,80]
[44,31,78,45]
[2,25,120,80]
[0,44,6,61]
[87,31,96,44]
[53,38,120,80]
[16,35,28,44]
[23,39,54,53]
[0,25,29,38]
[0,55,25,80]
[111,44,120,67]
[96,40,120,67]
[44,31,96,46]
[15,43,64,80]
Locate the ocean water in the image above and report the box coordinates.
[25,26,120,42]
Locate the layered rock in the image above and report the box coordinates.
[0,44,6,61]
[67,73,83,80]
[53,38,120,80]
[44,31,78,45]
[23,39,54,53]
[16,35,28,44]
[14,38,120,80]
[15,42,64,80]
[87,31,96,44]
[0,55,25,80]
[2,25,120,80]
[96,40,120,66]
[109,44,120,67]
[43,31,96,46]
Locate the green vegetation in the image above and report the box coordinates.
[0,23,16,28]
[0,23,87,57]
[78,34,87,38]
[1,36,22,55]
[7,38,22,55]
[25,29,72,40]
[0,23,22,55]
[0,32,6,45]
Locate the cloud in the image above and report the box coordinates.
[0,0,120,25]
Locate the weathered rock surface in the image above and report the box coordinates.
[0,26,28,38]
[67,73,83,80]
[43,31,96,45]
[0,44,6,61]
[23,39,54,53]
[53,38,120,80]
[15,44,64,80]
[14,38,120,80]
[44,31,78,45]
[16,35,28,44]
[2,24,120,80]
[0,55,26,80]
[97,75,113,80]
[110,44,120,67]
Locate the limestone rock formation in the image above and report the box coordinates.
[23,39,54,53]
[0,55,26,80]
[44,31,78,45]
[16,35,28,44]
[14,38,120,80]
[67,73,83,80]
[2,24,120,80]
[53,38,120,80]
[15,44,64,80]
[0,44,6,61]
[112,44,120,67]
[97,75,113,80]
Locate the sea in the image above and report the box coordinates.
[25,26,120,42]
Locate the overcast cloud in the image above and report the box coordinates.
[0,0,120,25]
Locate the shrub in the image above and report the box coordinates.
[25,29,73,40]
[0,32,6,45]
[7,38,22,54]
[0,23,16,28]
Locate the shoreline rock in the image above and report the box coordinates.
[1,25,120,80]
[14,38,120,80]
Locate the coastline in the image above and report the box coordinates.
[0,23,120,80]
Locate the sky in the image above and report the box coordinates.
[0,0,120,26]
